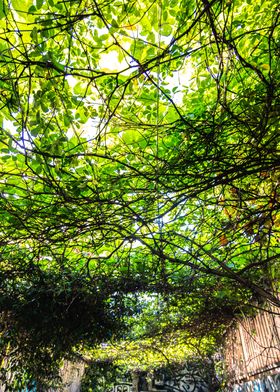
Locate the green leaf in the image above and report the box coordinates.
[36,0,43,9]
[161,24,172,36]
[28,5,37,13]
[0,0,7,18]
[30,27,38,43]
[0,80,12,90]
[111,19,118,28]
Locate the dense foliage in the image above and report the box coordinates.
[80,360,132,392]
[0,0,279,387]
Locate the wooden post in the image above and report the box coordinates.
[238,323,249,379]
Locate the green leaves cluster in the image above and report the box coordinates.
[0,0,279,387]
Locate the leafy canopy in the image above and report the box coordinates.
[0,0,279,387]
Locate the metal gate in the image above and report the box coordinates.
[114,383,132,392]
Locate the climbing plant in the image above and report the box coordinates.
[0,0,279,387]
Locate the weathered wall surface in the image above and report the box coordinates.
[114,361,218,392]
[0,361,85,392]
[57,361,85,392]
[230,371,280,392]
